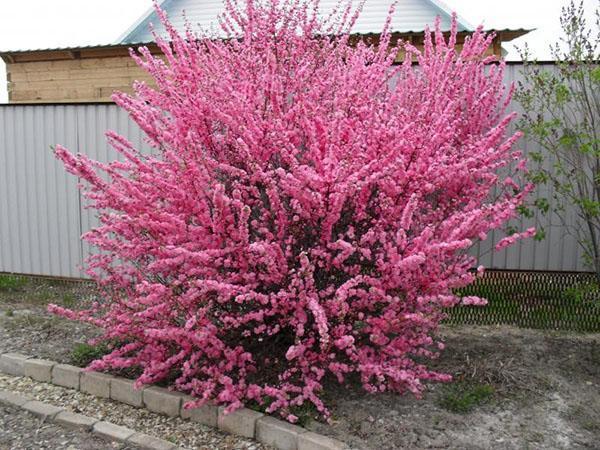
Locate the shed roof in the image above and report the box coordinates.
[118,0,474,44]
[0,28,531,61]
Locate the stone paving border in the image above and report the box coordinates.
[0,352,347,450]
[0,388,180,450]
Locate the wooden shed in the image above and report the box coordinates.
[0,0,529,104]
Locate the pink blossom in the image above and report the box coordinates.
[461,296,488,306]
[495,227,536,251]
[49,0,532,422]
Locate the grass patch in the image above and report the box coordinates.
[449,272,600,332]
[0,274,27,292]
[582,420,600,432]
[438,381,495,413]
[31,290,55,303]
[60,293,77,307]
[0,274,94,309]
[71,342,110,367]
[28,290,80,307]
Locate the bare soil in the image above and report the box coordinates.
[0,279,99,363]
[0,279,599,450]
[308,326,600,450]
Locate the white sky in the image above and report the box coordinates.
[0,0,597,103]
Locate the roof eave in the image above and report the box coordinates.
[116,0,170,44]
[495,28,532,42]
[0,28,532,63]
[426,0,475,31]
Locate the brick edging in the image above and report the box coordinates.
[0,353,346,450]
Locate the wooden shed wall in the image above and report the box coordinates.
[3,35,503,103]
[6,56,153,103]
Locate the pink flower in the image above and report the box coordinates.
[461,296,488,306]
[50,0,531,422]
[495,227,536,250]
[334,335,355,350]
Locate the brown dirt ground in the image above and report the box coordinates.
[0,279,598,450]
[308,326,600,449]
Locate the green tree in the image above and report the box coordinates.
[517,0,600,280]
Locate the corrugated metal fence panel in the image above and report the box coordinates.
[0,103,153,278]
[75,104,153,266]
[0,63,589,277]
[0,105,82,277]
[473,64,586,272]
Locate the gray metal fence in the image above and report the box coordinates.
[476,64,584,272]
[0,63,586,278]
[0,104,151,278]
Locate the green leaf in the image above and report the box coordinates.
[534,228,546,241]
[591,67,600,84]
[559,134,576,147]
[555,84,570,103]
[529,171,549,184]
[580,142,593,154]
[529,151,544,163]
[534,198,550,213]
[581,198,600,217]
[517,205,534,218]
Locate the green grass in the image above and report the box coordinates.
[31,290,55,303]
[60,293,77,307]
[448,273,600,332]
[71,343,110,367]
[438,382,495,413]
[0,274,27,292]
[582,420,600,432]
[0,274,91,310]
[563,281,600,304]
[3,314,63,331]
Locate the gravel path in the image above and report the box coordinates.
[0,402,137,450]
[0,374,268,450]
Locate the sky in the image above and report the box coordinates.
[0,0,597,103]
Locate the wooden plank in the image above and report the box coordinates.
[11,50,78,63]
[25,71,72,82]
[20,61,54,72]
[80,56,132,69]
[5,70,28,82]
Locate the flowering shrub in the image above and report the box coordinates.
[50,0,532,421]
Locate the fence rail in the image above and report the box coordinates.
[0,63,588,278]
[1,270,596,332]
[447,270,600,332]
